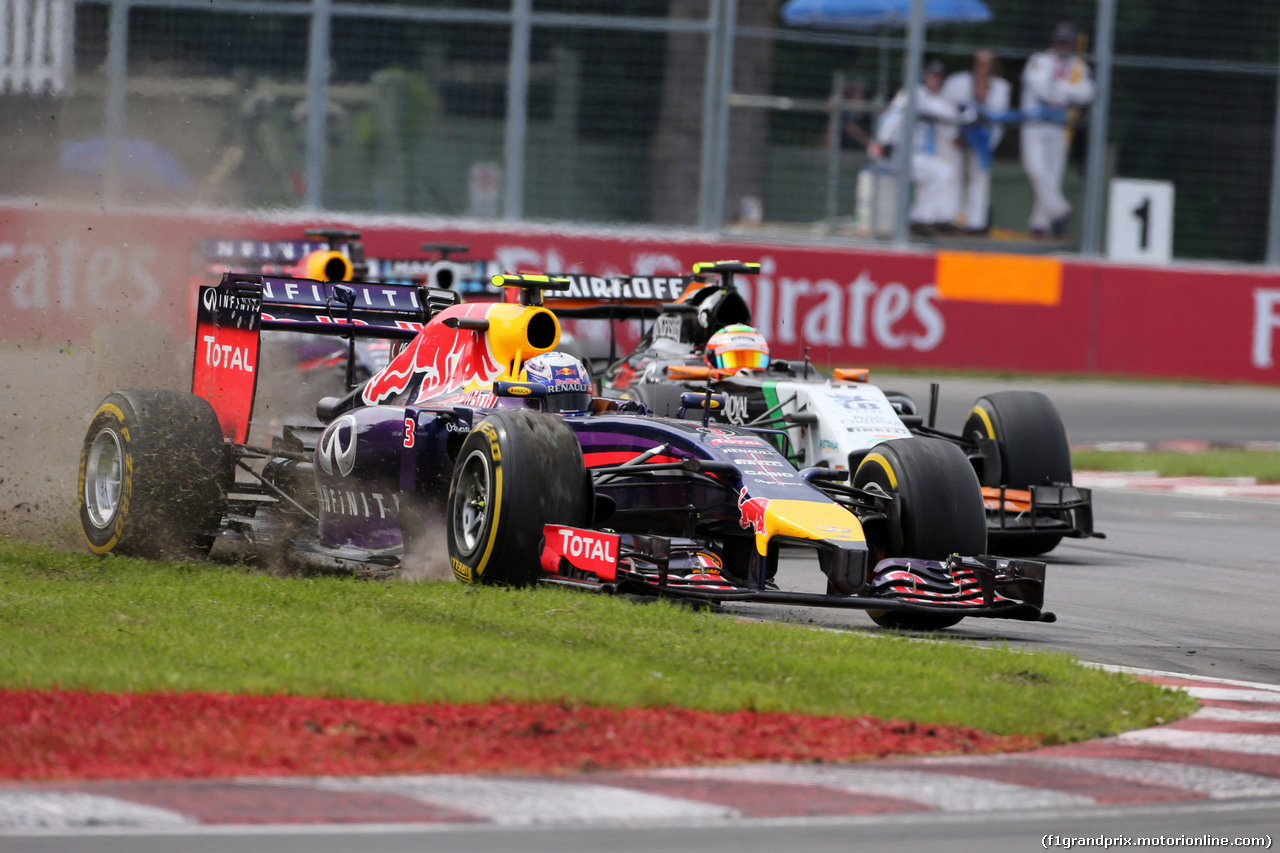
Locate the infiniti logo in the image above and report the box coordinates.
[317,415,358,477]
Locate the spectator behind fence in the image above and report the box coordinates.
[874,59,962,236]
[837,78,875,152]
[942,50,1010,235]
[1020,21,1095,238]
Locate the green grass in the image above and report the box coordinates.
[0,539,1192,743]
[1074,449,1280,483]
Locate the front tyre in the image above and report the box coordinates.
[78,390,230,560]
[853,437,986,631]
[446,409,587,586]
[963,391,1072,556]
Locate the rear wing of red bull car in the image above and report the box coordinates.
[193,233,499,296]
[192,271,458,442]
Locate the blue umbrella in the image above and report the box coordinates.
[781,0,991,28]
[60,137,194,192]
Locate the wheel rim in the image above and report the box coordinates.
[452,449,491,556]
[84,428,124,529]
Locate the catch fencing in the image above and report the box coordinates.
[2,0,1279,264]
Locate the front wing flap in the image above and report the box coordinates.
[983,483,1104,540]
[538,524,1052,622]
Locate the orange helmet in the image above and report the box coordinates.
[704,324,770,371]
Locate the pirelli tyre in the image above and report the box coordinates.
[963,391,1073,557]
[446,409,587,586]
[853,437,987,631]
[79,390,230,560]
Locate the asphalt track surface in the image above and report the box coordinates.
[4,378,1280,850]
[748,488,1280,686]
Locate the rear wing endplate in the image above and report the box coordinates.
[192,272,459,442]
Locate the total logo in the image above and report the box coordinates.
[543,525,621,579]
[317,415,358,477]
[556,527,617,564]
[201,335,255,374]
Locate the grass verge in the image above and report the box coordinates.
[1074,448,1280,482]
[0,540,1192,746]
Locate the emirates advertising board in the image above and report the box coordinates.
[1,201,1277,385]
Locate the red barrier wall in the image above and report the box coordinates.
[2,200,1278,385]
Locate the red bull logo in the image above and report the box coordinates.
[737,487,770,535]
[554,366,578,378]
[362,307,503,405]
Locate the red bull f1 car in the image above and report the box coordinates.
[78,261,1054,631]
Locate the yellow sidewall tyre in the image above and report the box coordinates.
[963,390,1072,556]
[78,389,229,560]
[445,409,586,586]
[854,437,986,631]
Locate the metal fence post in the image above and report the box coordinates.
[825,71,844,225]
[1267,22,1280,264]
[697,0,723,231]
[697,0,735,233]
[304,0,332,211]
[891,0,925,246]
[504,0,532,221]
[1080,0,1116,257]
[104,0,129,206]
[709,0,737,231]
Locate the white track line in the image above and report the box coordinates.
[1194,707,1280,723]
[1117,729,1280,755]
[1005,756,1280,798]
[646,765,1095,811]
[297,775,740,825]
[1184,687,1280,704]
[1091,665,1280,694]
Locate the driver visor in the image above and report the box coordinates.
[713,349,770,370]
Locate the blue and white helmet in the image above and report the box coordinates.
[522,351,593,413]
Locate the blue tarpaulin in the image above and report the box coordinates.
[781,0,991,29]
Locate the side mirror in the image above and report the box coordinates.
[316,396,341,424]
[679,391,724,411]
[833,368,869,383]
[677,391,726,426]
[494,381,548,399]
[666,364,712,381]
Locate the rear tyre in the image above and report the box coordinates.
[853,437,986,631]
[78,390,229,560]
[446,410,587,586]
[963,391,1072,556]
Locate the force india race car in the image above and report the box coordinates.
[589,261,1103,558]
[78,258,1054,631]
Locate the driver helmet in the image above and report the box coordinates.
[704,324,770,371]
[521,351,593,414]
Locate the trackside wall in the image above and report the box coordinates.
[3,200,1279,386]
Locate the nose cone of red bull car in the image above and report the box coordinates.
[737,486,870,590]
